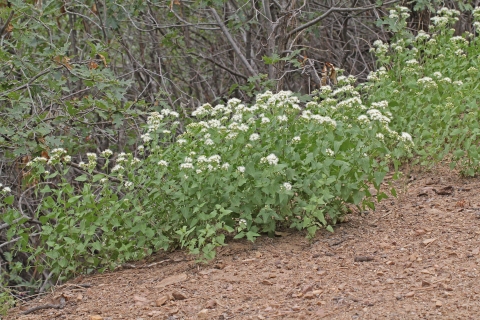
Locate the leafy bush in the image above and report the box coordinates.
[2,83,412,284]
[364,6,480,175]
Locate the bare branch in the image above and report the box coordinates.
[286,0,400,39]
[209,7,257,77]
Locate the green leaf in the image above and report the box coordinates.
[3,195,14,205]
[75,175,88,182]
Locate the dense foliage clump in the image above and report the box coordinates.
[2,2,480,311]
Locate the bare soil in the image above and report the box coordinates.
[7,166,480,320]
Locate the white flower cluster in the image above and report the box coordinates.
[158,160,168,167]
[325,148,335,157]
[439,77,452,84]
[264,90,301,112]
[249,133,260,141]
[450,36,468,46]
[1,184,11,195]
[260,153,279,165]
[366,109,390,124]
[371,40,389,56]
[141,133,152,143]
[473,7,480,20]
[292,136,301,144]
[357,115,370,125]
[101,149,113,158]
[336,97,365,110]
[111,164,124,172]
[161,109,179,118]
[301,111,337,128]
[371,101,388,110]
[146,112,164,132]
[431,7,460,27]
[44,148,69,165]
[415,30,430,41]
[417,77,438,89]
[281,182,292,191]
[400,132,413,143]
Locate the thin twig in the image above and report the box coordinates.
[21,297,66,315]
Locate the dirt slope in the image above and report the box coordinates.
[7,166,480,320]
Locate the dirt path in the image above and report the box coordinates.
[8,167,480,320]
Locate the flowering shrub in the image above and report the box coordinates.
[0,82,415,283]
[365,6,480,175]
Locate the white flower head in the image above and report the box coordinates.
[112,164,124,172]
[180,163,194,169]
[249,133,260,141]
[325,148,335,157]
[237,166,246,173]
[141,133,152,143]
[282,182,292,191]
[158,160,168,167]
[261,153,279,165]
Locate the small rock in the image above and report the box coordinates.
[302,284,314,294]
[386,261,395,265]
[421,280,431,287]
[90,316,103,320]
[172,291,187,300]
[155,295,169,307]
[311,290,323,295]
[76,294,83,302]
[198,309,210,319]
[422,238,437,246]
[205,300,217,309]
[291,305,301,311]
[157,273,188,288]
[134,295,149,305]
[436,300,443,307]
[386,278,395,284]
[415,229,426,236]
[405,292,415,298]
[261,280,273,285]
[303,292,315,299]
[257,315,266,320]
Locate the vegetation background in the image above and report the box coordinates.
[1,0,479,314]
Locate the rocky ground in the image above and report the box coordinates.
[7,165,480,320]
